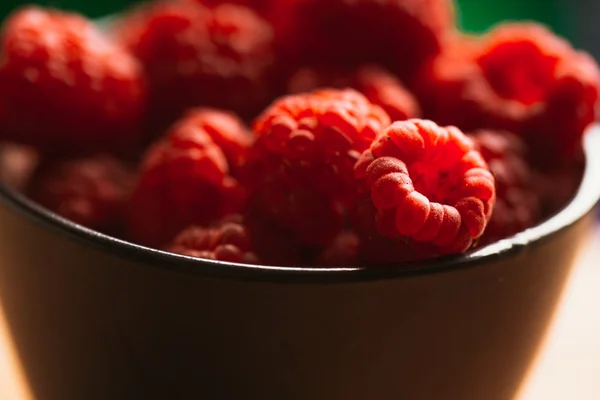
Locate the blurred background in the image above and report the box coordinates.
[0,0,597,59]
[0,0,598,59]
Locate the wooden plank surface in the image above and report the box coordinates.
[1,231,599,400]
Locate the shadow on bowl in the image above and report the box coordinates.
[0,127,599,400]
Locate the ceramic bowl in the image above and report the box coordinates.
[0,128,599,400]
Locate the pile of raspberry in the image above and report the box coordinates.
[0,1,597,267]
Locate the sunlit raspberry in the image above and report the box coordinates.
[0,7,147,156]
[418,24,600,164]
[118,0,276,127]
[127,116,245,247]
[244,89,390,246]
[355,119,496,254]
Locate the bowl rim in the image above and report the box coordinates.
[1,127,599,284]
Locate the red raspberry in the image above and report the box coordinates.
[272,0,455,83]
[355,119,496,254]
[469,130,540,245]
[418,24,600,163]
[252,89,390,201]
[118,0,276,126]
[0,142,39,191]
[244,89,390,246]
[317,231,359,267]
[126,115,245,247]
[353,198,439,265]
[165,216,259,264]
[0,7,147,156]
[287,65,421,122]
[177,108,254,173]
[27,155,135,235]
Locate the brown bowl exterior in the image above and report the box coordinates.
[0,128,599,400]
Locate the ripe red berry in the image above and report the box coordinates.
[272,0,455,83]
[118,0,276,126]
[0,7,147,156]
[352,198,439,265]
[355,119,496,254]
[418,24,600,163]
[27,155,135,235]
[126,115,245,247]
[252,89,390,201]
[176,108,254,174]
[244,89,391,246]
[166,216,259,264]
[287,65,421,122]
[469,130,540,245]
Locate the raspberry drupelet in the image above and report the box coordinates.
[0,7,147,156]
[27,155,135,235]
[354,119,496,255]
[469,130,540,245]
[418,24,600,164]
[244,89,391,246]
[272,0,455,83]
[177,108,254,174]
[287,65,421,122]
[118,0,276,127]
[126,115,245,247]
[166,216,259,264]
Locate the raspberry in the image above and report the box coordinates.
[177,108,254,173]
[272,0,455,83]
[27,155,135,235]
[252,89,390,201]
[317,231,359,267]
[0,142,39,191]
[352,198,439,265]
[469,130,540,245]
[165,216,259,264]
[287,65,421,122]
[355,119,496,254]
[118,0,276,126]
[244,89,390,246]
[0,7,147,156]
[418,24,600,163]
[126,115,245,247]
